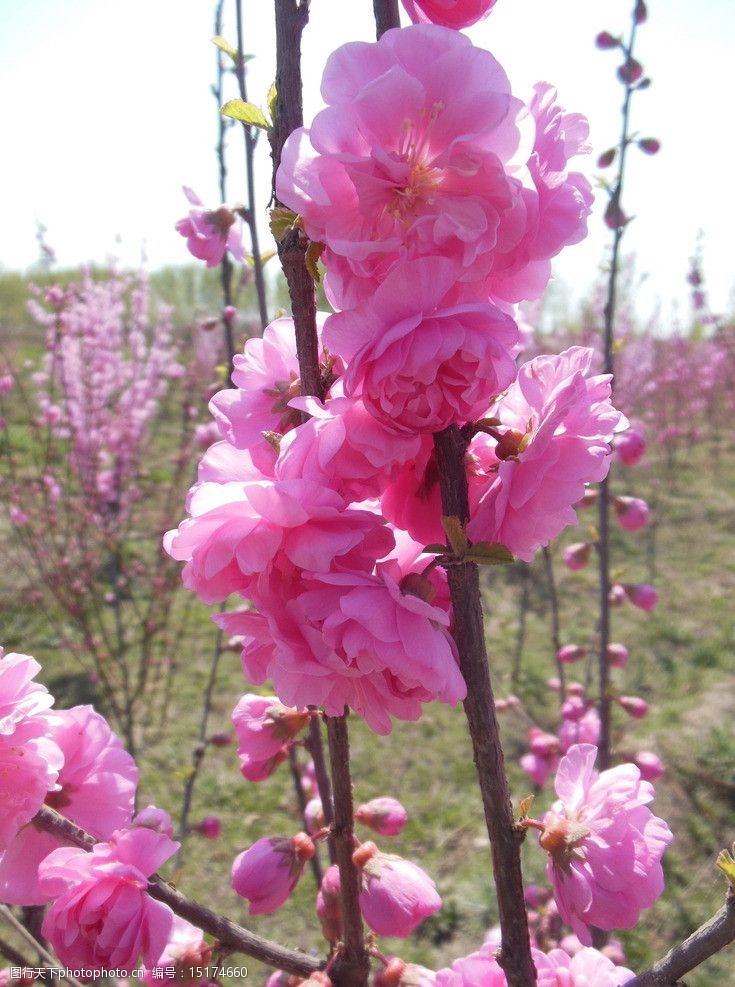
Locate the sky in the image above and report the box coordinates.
[1,0,734,326]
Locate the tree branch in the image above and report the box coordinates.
[373,0,401,38]
[623,894,735,987]
[432,425,537,987]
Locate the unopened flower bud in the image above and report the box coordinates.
[618,56,644,84]
[615,427,646,465]
[304,798,325,835]
[595,30,620,49]
[557,644,588,664]
[194,815,221,839]
[607,642,629,668]
[633,750,665,781]
[355,797,408,837]
[132,805,174,837]
[614,496,651,532]
[638,137,660,155]
[207,730,232,747]
[223,304,238,320]
[232,832,315,914]
[564,542,590,571]
[618,695,650,719]
[625,582,658,611]
[597,148,616,168]
[609,583,627,607]
[634,0,647,24]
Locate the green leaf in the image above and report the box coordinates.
[269,207,298,243]
[423,543,448,555]
[463,541,514,565]
[716,845,735,889]
[518,795,534,820]
[245,250,276,267]
[305,241,326,283]
[212,35,238,61]
[267,81,278,125]
[221,99,269,130]
[441,516,468,557]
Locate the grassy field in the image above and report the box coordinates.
[1,284,734,982]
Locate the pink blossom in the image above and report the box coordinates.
[209,315,329,452]
[355,797,408,837]
[624,583,658,612]
[164,477,393,605]
[276,25,526,309]
[238,746,289,783]
[400,0,497,29]
[0,375,14,395]
[175,187,245,268]
[563,542,590,571]
[355,841,441,938]
[375,957,437,986]
[39,827,178,973]
[0,705,138,904]
[231,694,311,763]
[325,257,518,434]
[434,939,510,985]
[132,806,174,837]
[231,833,315,915]
[468,348,626,560]
[0,724,63,853]
[538,744,673,943]
[633,751,665,782]
[614,496,650,532]
[535,946,634,986]
[615,426,646,466]
[521,751,556,788]
[0,652,54,735]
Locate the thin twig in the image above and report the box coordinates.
[373,0,401,38]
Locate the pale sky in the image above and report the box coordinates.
[1,0,734,325]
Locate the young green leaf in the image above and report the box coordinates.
[463,542,514,565]
[441,516,469,557]
[221,99,269,130]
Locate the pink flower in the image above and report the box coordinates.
[175,186,245,268]
[563,542,590,571]
[164,477,393,605]
[535,946,634,986]
[614,496,650,532]
[521,751,556,788]
[39,827,178,973]
[325,257,518,434]
[354,841,441,938]
[539,744,673,943]
[142,916,212,987]
[355,797,408,837]
[0,374,14,395]
[468,348,626,560]
[615,426,646,466]
[133,805,174,837]
[400,0,497,29]
[277,388,423,501]
[0,652,54,735]
[238,746,290,783]
[231,833,315,915]
[624,583,658,612]
[231,694,311,763]
[633,751,665,782]
[0,725,63,853]
[209,315,329,452]
[558,706,600,753]
[276,25,526,309]
[434,939,509,985]
[0,705,138,905]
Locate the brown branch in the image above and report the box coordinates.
[623,895,735,987]
[32,806,323,979]
[326,713,371,985]
[373,0,401,38]
[432,425,537,987]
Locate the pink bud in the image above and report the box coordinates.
[633,750,665,781]
[618,56,644,84]
[563,542,590,572]
[132,805,175,837]
[9,506,29,526]
[194,815,221,839]
[0,374,14,395]
[223,305,238,320]
[316,863,342,943]
[614,496,651,532]
[577,488,599,509]
[565,681,586,697]
[557,644,588,664]
[232,694,311,763]
[561,696,587,722]
[595,30,620,49]
[524,884,551,909]
[607,642,629,668]
[615,427,647,465]
[355,797,408,837]
[238,746,289,782]
[634,0,647,24]
[638,137,660,155]
[618,695,650,719]
[354,842,442,938]
[301,760,318,799]
[546,677,562,692]
[597,148,616,168]
[609,583,627,607]
[625,582,658,611]
[529,728,560,757]
[304,798,325,835]
[604,195,628,230]
[232,832,315,915]
[603,937,628,965]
